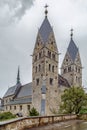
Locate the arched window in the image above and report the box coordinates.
[52,54,55,60]
[39,52,42,59]
[48,51,51,58]
[36,78,39,85]
[51,41,53,45]
[52,66,54,72]
[78,68,80,73]
[49,78,53,85]
[36,66,37,73]
[49,64,51,71]
[39,64,41,71]
[76,67,77,72]
[48,51,49,56]
[64,68,67,73]
[35,55,37,61]
[49,52,51,58]
[68,66,71,72]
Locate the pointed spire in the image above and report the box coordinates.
[17,66,20,84]
[70,28,73,39]
[67,29,78,61]
[44,4,48,18]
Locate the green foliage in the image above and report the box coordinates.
[79,108,87,114]
[60,87,87,114]
[0,112,16,121]
[29,107,39,116]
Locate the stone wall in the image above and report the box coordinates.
[0,114,77,130]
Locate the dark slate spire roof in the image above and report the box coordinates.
[67,39,78,61]
[67,30,78,61]
[39,17,53,43]
[17,66,20,84]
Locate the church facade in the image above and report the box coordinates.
[2,8,82,116]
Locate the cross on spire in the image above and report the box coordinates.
[44,4,49,18]
[70,28,73,39]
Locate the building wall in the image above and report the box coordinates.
[4,103,31,116]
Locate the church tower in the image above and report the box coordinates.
[32,6,59,115]
[61,29,82,87]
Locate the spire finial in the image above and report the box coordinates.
[44,4,48,18]
[17,66,20,84]
[70,28,73,39]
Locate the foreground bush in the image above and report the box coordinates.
[0,112,16,121]
[29,107,39,116]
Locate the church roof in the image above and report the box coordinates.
[16,83,32,98]
[3,84,19,98]
[39,17,53,43]
[58,74,70,87]
[4,83,32,98]
[67,39,78,61]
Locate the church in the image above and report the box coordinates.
[2,7,82,116]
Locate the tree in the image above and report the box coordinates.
[29,107,39,116]
[60,87,87,114]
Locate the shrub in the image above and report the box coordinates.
[0,112,16,121]
[29,107,39,116]
[79,108,87,114]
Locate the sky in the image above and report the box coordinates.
[0,0,87,97]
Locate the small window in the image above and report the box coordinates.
[49,78,53,85]
[36,66,37,73]
[20,105,22,110]
[35,55,37,61]
[36,78,39,86]
[39,52,41,59]
[49,64,51,71]
[76,76,78,82]
[64,68,67,73]
[52,66,54,72]
[76,67,77,72]
[39,65,41,71]
[66,59,68,62]
[48,51,51,58]
[78,68,80,73]
[27,105,30,110]
[68,67,71,72]
[10,106,12,110]
[52,54,55,60]
[14,106,16,110]
[51,42,53,45]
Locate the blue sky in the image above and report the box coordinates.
[0,0,87,97]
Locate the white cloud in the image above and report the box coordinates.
[0,0,35,26]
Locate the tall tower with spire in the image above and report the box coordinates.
[61,29,82,87]
[32,5,59,115]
